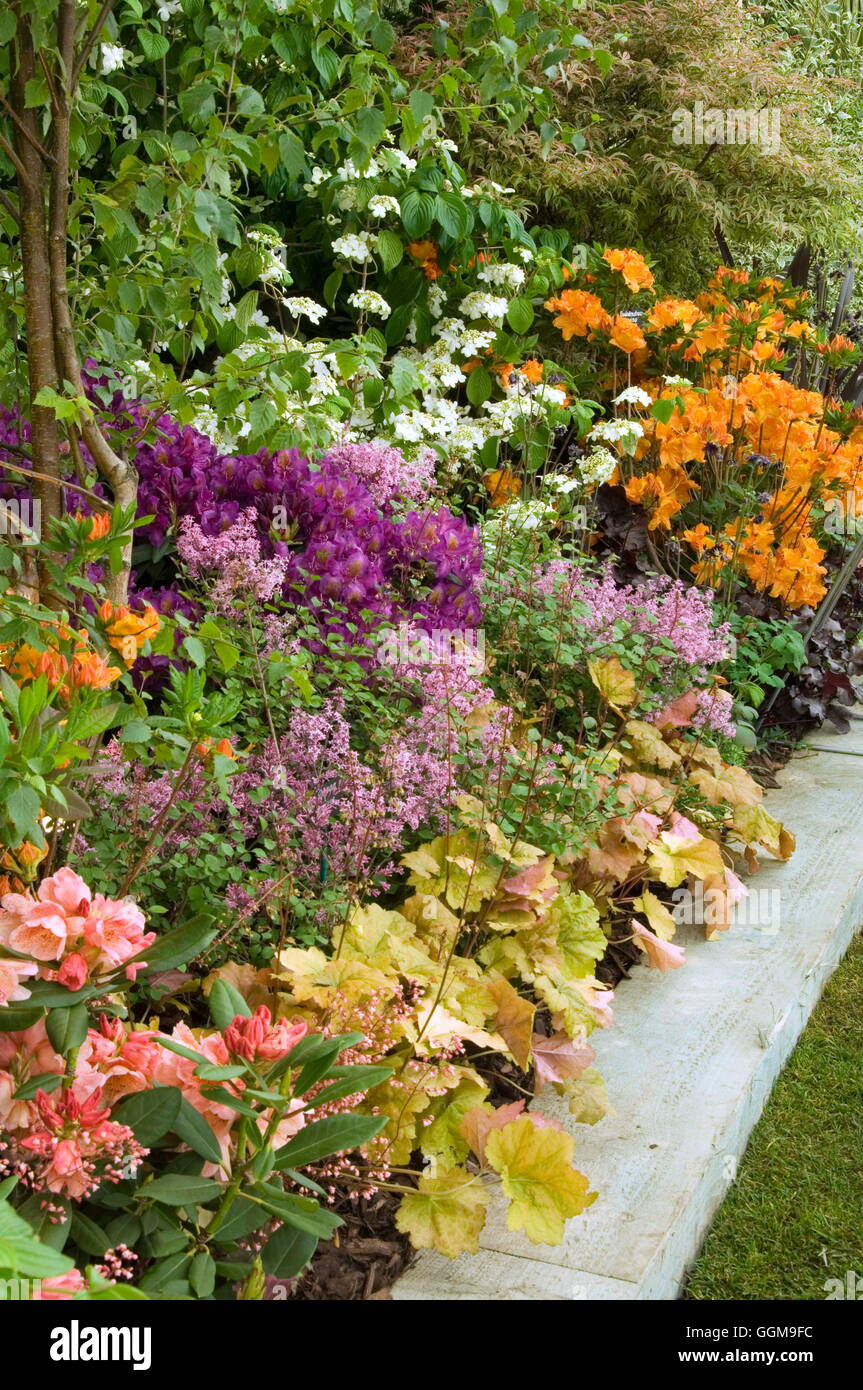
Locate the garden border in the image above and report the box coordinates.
[392,718,863,1301]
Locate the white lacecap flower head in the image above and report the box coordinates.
[613,386,652,407]
[99,42,127,74]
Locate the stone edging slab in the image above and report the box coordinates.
[392,719,863,1301]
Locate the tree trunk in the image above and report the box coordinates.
[10,15,61,601]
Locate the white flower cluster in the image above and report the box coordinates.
[99,43,127,74]
[579,447,618,488]
[331,232,378,263]
[347,290,391,319]
[433,317,497,357]
[663,374,693,390]
[477,262,526,293]
[589,418,644,456]
[613,385,652,407]
[247,228,292,286]
[156,0,182,19]
[459,291,508,322]
[368,194,401,219]
[283,297,327,325]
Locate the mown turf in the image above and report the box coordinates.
[684,931,863,1300]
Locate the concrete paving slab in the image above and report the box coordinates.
[392,723,863,1301]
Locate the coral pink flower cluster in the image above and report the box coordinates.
[0,868,156,999]
[223,1005,307,1063]
[18,1085,147,1201]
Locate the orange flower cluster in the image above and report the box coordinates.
[97,600,160,669]
[5,621,122,699]
[545,252,863,610]
[483,469,523,506]
[407,240,441,280]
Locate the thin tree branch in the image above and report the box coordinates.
[71,1,117,92]
[0,187,21,225]
[0,127,32,187]
[0,91,56,164]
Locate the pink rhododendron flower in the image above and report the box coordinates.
[0,868,155,989]
[0,1020,64,1130]
[57,952,88,991]
[75,1016,161,1107]
[32,1270,87,1300]
[0,956,39,1004]
[20,1086,146,1200]
[631,918,687,971]
[223,1005,307,1063]
[37,866,92,917]
[0,901,69,961]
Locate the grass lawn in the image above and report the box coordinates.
[684,931,863,1300]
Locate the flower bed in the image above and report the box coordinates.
[2,0,863,1303]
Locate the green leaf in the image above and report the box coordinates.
[274,1113,388,1170]
[113,1085,182,1146]
[208,978,252,1031]
[144,1174,222,1207]
[262,1224,317,1279]
[189,1250,216,1297]
[506,297,534,334]
[134,915,217,973]
[209,1196,264,1243]
[45,1004,89,1056]
[401,189,435,238]
[183,635,206,668]
[377,229,403,272]
[466,365,493,406]
[6,783,40,840]
[172,1096,224,1165]
[71,1211,112,1258]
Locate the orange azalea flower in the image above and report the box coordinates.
[73,511,111,540]
[483,469,523,506]
[647,298,702,332]
[492,362,516,387]
[708,266,749,289]
[423,260,442,280]
[519,359,544,383]
[682,523,716,553]
[608,315,646,355]
[602,248,655,294]
[68,649,123,691]
[784,320,811,339]
[98,601,161,668]
[407,240,437,263]
[624,464,697,529]
[545,289,609,340]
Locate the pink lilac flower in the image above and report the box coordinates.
[320,441,437,510]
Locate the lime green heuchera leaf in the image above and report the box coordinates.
[402,830,501,913]
[484,888,606,989]
[632,890,678,941]
[646,831,725,887]
[341,903,430,975]
[588,654,638,709]
[623,719,682,770]
[730,804,795,860]
[395,1167,489,1258]
[485,1115,597,1245]
[421,1078,490,1166]
[560,1066,612,1124]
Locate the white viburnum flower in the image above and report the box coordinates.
[613,386,652,407]
[283,297,327,324]
[99,43,127,74]
[367,195,400,219]
[347,290,391,319]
